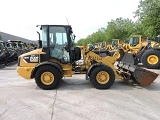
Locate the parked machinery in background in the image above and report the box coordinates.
[5,41,18,64]
[0,40,8,66]
[7,40,27,57]
[110,35,149,62]
[0,40,18,66]
[106,39,123,51]
[120,35,160,69]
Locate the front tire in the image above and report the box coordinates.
[90,66,115,89]
[141,50,160,69]
[35,65,61,90]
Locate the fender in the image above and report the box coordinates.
[31,61,63,79]
[85,62,105,80]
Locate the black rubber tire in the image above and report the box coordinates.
[137,50,146,62]
[35,65,61,90]
[90,66,115,89]
[133,57,139,65]
[74,47,81,61]
[116,49,124,61]
[141,49,160,69]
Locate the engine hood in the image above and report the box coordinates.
[20,48,45,57]
[18,48,46,67]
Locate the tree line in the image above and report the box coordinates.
[76,0,160,45]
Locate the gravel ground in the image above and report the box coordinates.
[0,64,160,120]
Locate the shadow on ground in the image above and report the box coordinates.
[34,78,160,92]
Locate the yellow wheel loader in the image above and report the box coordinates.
[97,39,125,61]
[106,39,122,50]
[97,40,122,59]
[112,35,149,62]
[17,25,158,90]
[99,39,122,51]
[105,39,126,61]
[139,35,160,69]
[140,48,160,69]
[121,35,160,69]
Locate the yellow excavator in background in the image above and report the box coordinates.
[16,25,158,90]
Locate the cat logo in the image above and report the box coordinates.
[30,55,39,62]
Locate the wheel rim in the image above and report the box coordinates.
[96,71,110,84]
[147,55,159,65]
[41,72,54,85]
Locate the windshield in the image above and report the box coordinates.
[12,43,20,48]
[7,43,13,48]
[100,42,105,48]
[94,44,98,48]
[0,42,4,49]
[19,43,22,48]
[111,40,118,47]
[41,26,47,47]
[129,37,139,46]
[87,44,92,49]
[49,26,68,49]
[41,26,68,48]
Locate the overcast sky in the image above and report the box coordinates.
[0,0,140,41]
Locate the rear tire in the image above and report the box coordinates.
[90,66,115,89]
[35,65,61,90]
[141,49,160,69]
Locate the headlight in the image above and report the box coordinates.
[75,60,84,65]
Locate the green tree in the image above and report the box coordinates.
[134,0,160,39]
[77,17,136,45]
[77,28,106,45]
[105,17,136,41]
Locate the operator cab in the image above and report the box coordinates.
[39,25,81,64]
[100,42,105,48]
[111,40,118,48]
[6,42,13,49]
[0,41,4,50]
[129,37,139,47]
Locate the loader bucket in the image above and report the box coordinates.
[133,67,158,86]
[117,62,159,86]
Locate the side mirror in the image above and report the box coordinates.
[73,34,76,40]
